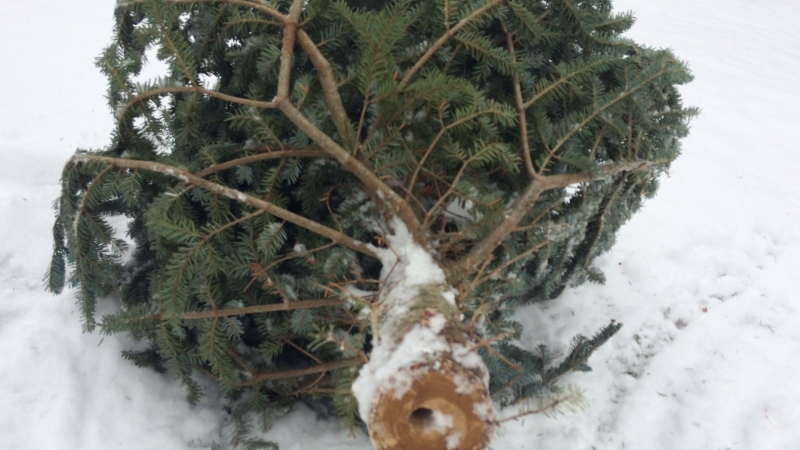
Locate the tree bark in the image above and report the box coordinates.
[353,250,496,450]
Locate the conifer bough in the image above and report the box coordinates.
[48,0,695,448]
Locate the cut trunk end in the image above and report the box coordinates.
[367,357,495,450]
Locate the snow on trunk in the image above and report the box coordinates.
[352,221,496,450]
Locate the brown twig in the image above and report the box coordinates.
[476,240,549,286]
[502,21,537,180]
[72,154,379,259]
[195,148,327,178]
[164,298,346,321]
[116,85,278,127]
[284,338,323,365]
[250,242,338,285]
[467,329,522,371]
[239,357,361,386]
[272,0,303,104]
[296,30,356,146]
[227,346,259,379]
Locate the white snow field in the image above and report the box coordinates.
[1,0,799,448]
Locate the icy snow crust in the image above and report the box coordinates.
[3,0,800,449]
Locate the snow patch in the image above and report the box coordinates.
[562,183,582,203]
[446,431,464,450]
[429,410,454,433]
[376,218,450,300]
[472,399,495,422]
[445,198,480,223]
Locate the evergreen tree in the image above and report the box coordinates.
[47,0,695,448]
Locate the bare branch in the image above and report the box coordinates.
[466,329,522,371]
[265,2,419,236]
[453,181,545,281]
[275,0,306,102]
[195,148,327,178]
[541,160,660,187]
[476,240,549,286]
[239,357,361,386]
[72,154,379,259]
[170,298,347,320]
[202,86,280,109]
[116,85,278,126]
[296,29,356,146]
[502,22,537,180]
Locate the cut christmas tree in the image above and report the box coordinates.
[47,0,696,448]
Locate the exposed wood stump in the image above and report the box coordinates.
[366,357,494,450]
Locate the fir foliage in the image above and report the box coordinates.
[48,0,695,445]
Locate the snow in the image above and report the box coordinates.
[375,219,449,293]
[445,198,479,223]
[428,410,454,433]
[2,0,800,449]
[446,432,463,450]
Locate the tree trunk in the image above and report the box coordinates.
[352,240,497,450]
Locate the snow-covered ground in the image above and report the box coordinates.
[1,1,799,448]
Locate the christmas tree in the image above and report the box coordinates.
[47,1,696,448]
